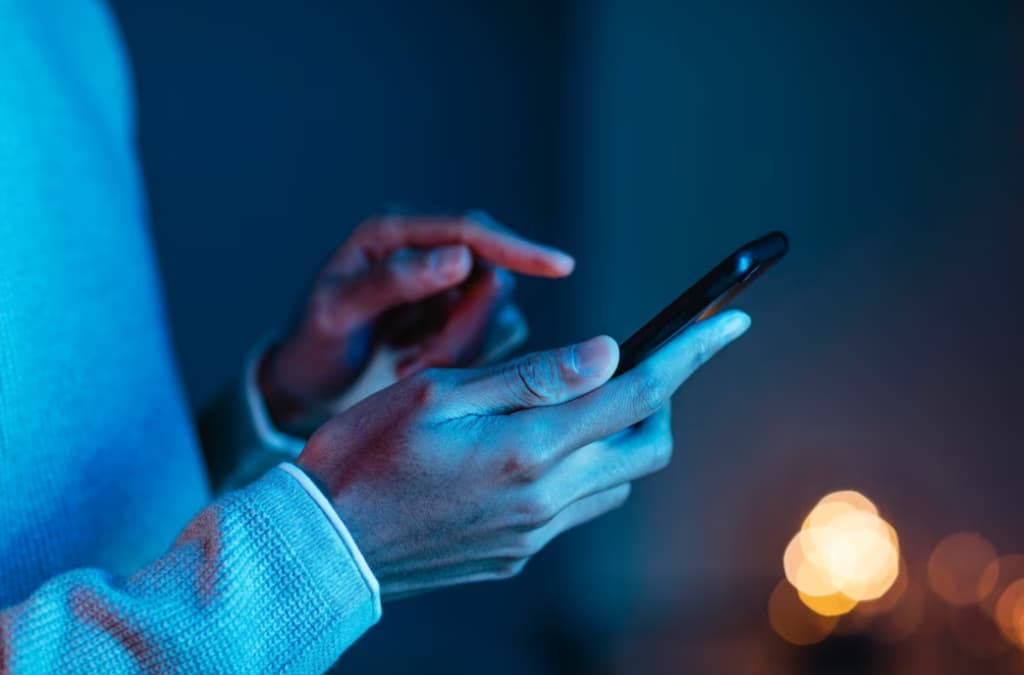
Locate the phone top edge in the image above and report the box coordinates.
[744,230,789,261]
[614,230,789,375]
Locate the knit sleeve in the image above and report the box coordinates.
[0,465,381,674]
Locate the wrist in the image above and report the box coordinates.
[257,347,317,428]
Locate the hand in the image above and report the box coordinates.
[297,310,751,600]
[259,212,575,430]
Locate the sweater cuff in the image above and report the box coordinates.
[244,339,306,456]
[277,463,382,621]
[252,466,383,638]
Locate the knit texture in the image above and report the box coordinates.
[1,468,379,674]
[0,1,377,670]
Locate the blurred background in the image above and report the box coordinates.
[107,0,1024,673]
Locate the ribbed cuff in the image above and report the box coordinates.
[277,463,382,622]
[252,467,382,642]
[243,339,306,456]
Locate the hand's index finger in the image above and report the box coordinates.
[347,214,575,278]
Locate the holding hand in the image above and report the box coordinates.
[297,310,751,600]
[259,212,574,431]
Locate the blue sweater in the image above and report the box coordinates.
[0,1,379,671]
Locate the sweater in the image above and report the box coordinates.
[0,1,380,671]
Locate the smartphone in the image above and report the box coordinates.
[615,231,789,375]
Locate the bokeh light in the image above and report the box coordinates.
[797,589,859,617]
[768,579,838,646]
[982,555,1024,619]
[814,490,879,517]
[783,490,900,615]
[855,557,909,617]
[995,579,1024,647]
[927,532,999,606]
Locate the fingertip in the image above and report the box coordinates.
[547,250,576,276]
[714,309,752,338]
[571,335,619,381]
[431,244,472,284]
[643,310,751,375]
[512,248,575,278]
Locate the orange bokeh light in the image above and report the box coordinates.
[995,579,1024,647]
[855,557,909,617]
[815,490,879,517]
[981,555,1024,618]
[768,579,838,646]
[783,490,900,615]
[926,532,998,606]
[798,590,859,617]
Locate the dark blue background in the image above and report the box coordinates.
[107,1,1024,672]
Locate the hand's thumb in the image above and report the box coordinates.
[448,335,619,415]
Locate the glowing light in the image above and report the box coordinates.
[977,555,1024,652]
[768,579,838,645]
[814,490,879,517]
[982,556,1024,618]
[798,590,859,617]
[855,557,909,617]
[995,579,1024,647]
[926,532,998,606]
[784,532,842,598]
[783,490,900,615]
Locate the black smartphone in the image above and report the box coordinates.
[615,231,789,375]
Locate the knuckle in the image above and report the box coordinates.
[513,492,559,529]
[505,533,542,559]
[507,354,560,406]
[631,375,665,420]
[450,217,474,239]
[501,449,544,483]
[465,209,512,236]
[405,369,445,406]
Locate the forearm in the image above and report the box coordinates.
[1,466,380,673]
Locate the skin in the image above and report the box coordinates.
[263,211,752,600]
[259,211,573,430]
[297,310,750,600]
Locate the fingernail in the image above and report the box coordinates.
[721,311,752,338]
[548,249,576,274]
[571,337,612,376]
[431,246,469,279]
